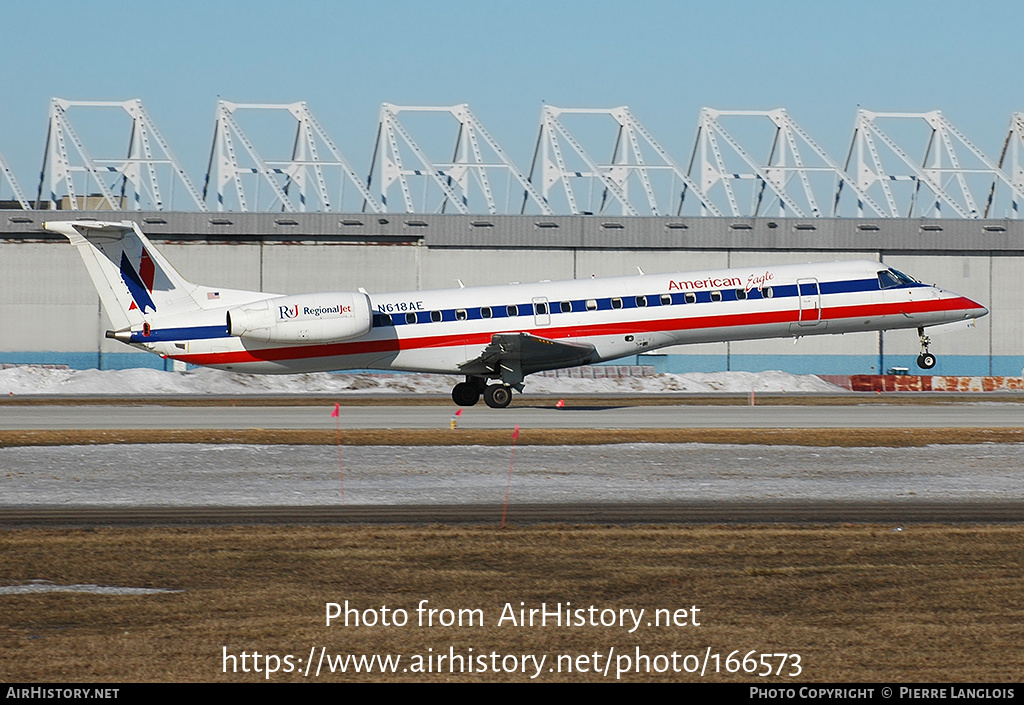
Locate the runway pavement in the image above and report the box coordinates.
[3,401,1024,430]
[3,398,1022,527]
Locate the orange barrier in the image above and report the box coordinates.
[818,375,1024,392]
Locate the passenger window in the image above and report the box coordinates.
[736,289,747,300]
[456,309,467,321]
[611,297,623,309]
[560,301,572,313]
[636,295,647,307]
[536,302,548,315]
[507,305,518,317]
[430,311,442,323]
[684,292,696,304]
[586,299,598,311]
[764,286,773,298]
[405,312,417,325]
[660,294,672,306]
[379,313,392,326]
[481,306,492,319]
[711,291,722,302]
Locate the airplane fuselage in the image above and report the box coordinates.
[132,260,985,376]
[43,219,989,407]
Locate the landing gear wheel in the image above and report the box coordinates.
[452,382,481,406]
[484,384,513,409]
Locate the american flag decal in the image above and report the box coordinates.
[207,292,220,300]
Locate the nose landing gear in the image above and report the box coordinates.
[916,327,936,370]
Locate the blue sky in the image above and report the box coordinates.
[1,0,1020,208]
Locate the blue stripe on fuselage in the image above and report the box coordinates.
[136,276,925,340]
[370,276,910,328]
[129,325,229,343]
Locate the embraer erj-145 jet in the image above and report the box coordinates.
[45,220,988,408]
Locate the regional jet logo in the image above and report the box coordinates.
[278,303,353,320]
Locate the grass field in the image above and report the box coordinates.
[2,524,1022,682]
[4,427,1024,448]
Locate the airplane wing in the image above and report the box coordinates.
[459,332,597,385]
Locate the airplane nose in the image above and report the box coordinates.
[966,297,988,318]
[937,287,988,318]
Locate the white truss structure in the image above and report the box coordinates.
[206,101,381,213]
[689,108,885,218]
[366,104,550,215]
[40,98,205,212]
[845,110,1024,219]
[20,97,1024,219]
[0,151,30,209]
[995,113,1024,218]
[530,106,719,216]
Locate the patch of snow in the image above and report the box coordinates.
[3,443,1019,505]
[0,366,845,397]
[0,580,183,595]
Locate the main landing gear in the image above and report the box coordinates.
[451,377,514,409]
[916,327,936,370]
[451,380,481,406]
[483,384,513,409]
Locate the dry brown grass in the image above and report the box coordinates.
[2,524,1022,682]
[3,426,1024,448]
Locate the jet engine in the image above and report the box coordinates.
[227,292,373,344]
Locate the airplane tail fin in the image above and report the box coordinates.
[44,220,203,331]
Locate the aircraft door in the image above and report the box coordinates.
[533,297,551,327]
[796,278,821,325]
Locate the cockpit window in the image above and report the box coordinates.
[890,268,919,285]
[877,270,900,289]
[878,268,919,289]
[878,268,917,289]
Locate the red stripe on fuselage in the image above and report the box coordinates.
[176,295,983,366]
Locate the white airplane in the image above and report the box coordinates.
[45,219,988,408]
